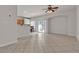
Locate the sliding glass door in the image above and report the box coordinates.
[30,20,47,33]
[36,20,46,33]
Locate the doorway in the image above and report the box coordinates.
[31,20,47,33]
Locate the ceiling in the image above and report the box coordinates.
[17,5,76,18]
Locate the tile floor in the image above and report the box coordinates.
[0,33,79,53]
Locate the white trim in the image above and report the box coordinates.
[0,40,17,47]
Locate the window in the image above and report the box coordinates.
[24,19,30,24]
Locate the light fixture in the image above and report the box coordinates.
[46,10,53,13]
[43,5,59,13]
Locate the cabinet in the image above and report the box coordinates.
[17,18,24,25]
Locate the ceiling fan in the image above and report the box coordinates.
[42,5,59,13]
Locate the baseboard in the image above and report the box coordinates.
[0,40,17,47]
[48,33,76,37]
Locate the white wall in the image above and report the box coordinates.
[77,6,79,40]
[67,9,77,36]
[48,16,67,35]
[0,6,17,46]
[48,9,77,36]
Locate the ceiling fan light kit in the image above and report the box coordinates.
[46,10,53,13]
[44,5,59,13]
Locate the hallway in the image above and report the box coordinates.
[0,33,79,53]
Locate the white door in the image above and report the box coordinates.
[49,16,67,35]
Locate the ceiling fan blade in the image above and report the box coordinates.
[52,10,55,12]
